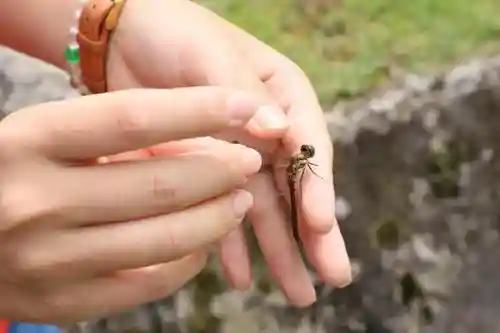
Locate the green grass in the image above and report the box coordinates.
[197,0,500,105]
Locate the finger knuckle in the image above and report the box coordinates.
[0,182,64,230]
[200,87,230,119]
[2,242,52,285]
[111,92,153,144]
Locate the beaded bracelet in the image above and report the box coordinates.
[65,0,90,95]
[65,0,127,95]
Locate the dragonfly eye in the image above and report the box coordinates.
[300,144,315,158]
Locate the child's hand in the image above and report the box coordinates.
[106,0,352,306]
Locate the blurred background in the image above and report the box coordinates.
[3,0,500,332]
[198,0,500,105]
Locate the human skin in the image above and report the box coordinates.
[0,87,269,323]
[0,0,351,310]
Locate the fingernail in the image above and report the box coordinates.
[335,263,353,288]
[226,92,260,126]
[232,190,254,219]
[252,105,288,130]
[337,278,352,289]
[239,147,262,175]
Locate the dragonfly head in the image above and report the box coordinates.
[300,144,315,158]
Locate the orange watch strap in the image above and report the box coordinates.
[77,0,127,94]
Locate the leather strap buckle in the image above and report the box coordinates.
[77,0,127,94]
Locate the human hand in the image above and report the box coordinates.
[0,87,267,323]
[106,0,352,306]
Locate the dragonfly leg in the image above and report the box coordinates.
[306,162,324,180]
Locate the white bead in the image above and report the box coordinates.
[69,26,78,40]
[66,0,90,94]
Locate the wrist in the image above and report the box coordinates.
[104,0,190,90]
[105,0,151,89]
[105,0,138,91]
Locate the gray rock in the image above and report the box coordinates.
[0,47,80,113]
[2,44,500,332]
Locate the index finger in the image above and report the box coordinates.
[6,87,267,160]
[224,20,335,233]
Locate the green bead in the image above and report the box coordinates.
[65,45,80,64]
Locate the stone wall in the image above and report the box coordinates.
[2,46,500,333]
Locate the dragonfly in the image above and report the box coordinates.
[287,144,322,244]
[230,141,322,244]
